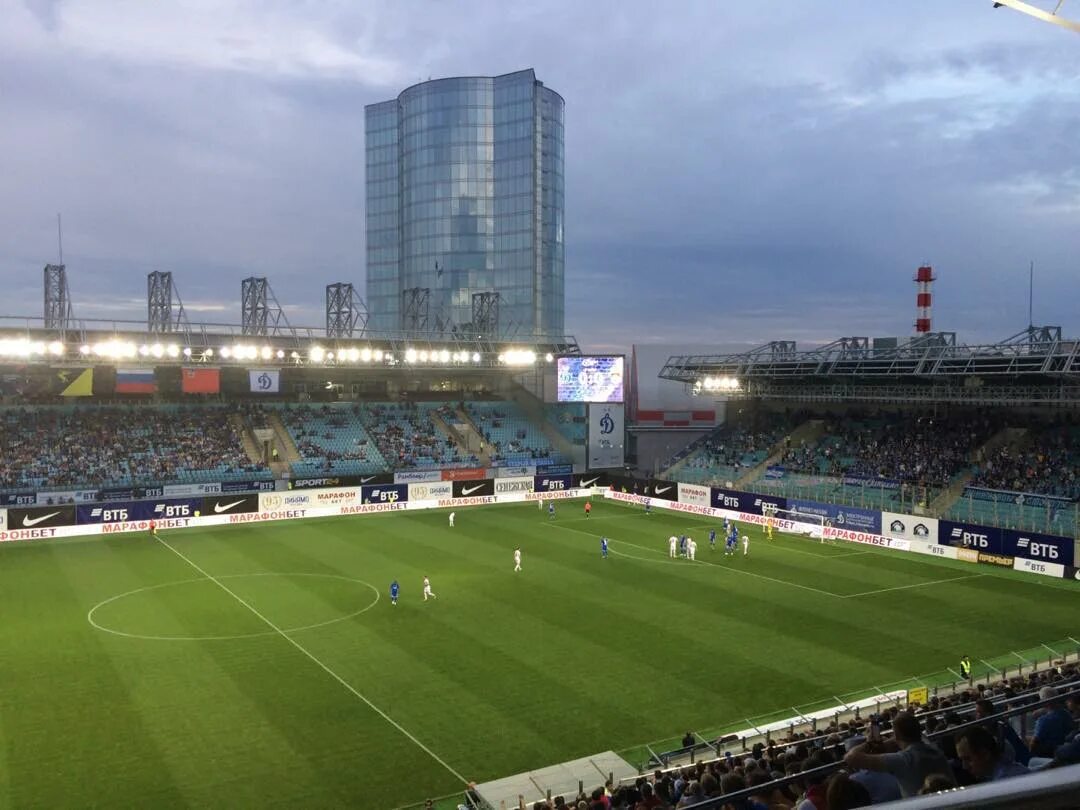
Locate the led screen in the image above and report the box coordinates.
[557,356,624,403]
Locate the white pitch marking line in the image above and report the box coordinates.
[152,535,467,785]
[842,573,987,598]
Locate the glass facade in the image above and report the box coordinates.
[365,69,565,337]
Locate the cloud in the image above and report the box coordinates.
[0,0,1078,353]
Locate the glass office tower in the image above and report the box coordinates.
[365,69,565,337]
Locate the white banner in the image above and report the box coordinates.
[677,482,710,507]
[163,482,222,496]
[882,512,939,545]
[0,508,5,530]
[1013,557,1065,578]
[408,481,453,501]
[35,490,98,505]
[395,470,442,484]
[260,488,360,511]
[587,403,624,469]
[249,369,280,393]
[909,539,958,560]
[494,477,533,494]
[496,465,536,478]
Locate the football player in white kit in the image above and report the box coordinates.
[668,535,678,558]
[742,534,750,556]
[423,576,436,600]
[514,548,522,572]
[449,511,455,527]
[687,537,696,561]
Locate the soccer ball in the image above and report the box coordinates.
[194,510,200,517]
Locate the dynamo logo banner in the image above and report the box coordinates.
[789,499,882,534]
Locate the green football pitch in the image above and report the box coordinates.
[1,498,1076,809]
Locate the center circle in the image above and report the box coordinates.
[87,573,380,642]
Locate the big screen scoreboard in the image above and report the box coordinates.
[557,356,624,403]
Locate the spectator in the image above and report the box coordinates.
[956,725,1030,782]
[824,772,872,809]
[919,774,956,795]
[1029,687,1075,758]
[843,736,902,803]
[844,712,955,797]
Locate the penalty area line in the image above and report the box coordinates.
[842,573,987,598]
[151,534,467,785]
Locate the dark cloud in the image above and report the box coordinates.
[1,0,1077,353]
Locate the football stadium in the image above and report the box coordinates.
[4,4,1080,810]
[1,283,1079,809]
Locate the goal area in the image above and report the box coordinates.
[762,504,827,541]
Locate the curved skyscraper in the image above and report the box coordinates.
[365,69,565,338]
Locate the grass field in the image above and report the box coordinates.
[1,497,1077,809]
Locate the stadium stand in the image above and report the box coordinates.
[970,423,1080,499]
[575,665,1080,810]
[463,400,569,466]
[545,402,587,445]
[276,402,386,478]
[0,404,269,491]
[274,401,484,478]
[665,413,794,485]
[946,421,1080,536]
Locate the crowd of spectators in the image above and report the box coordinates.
[673,413,797,482]
[0,405,266,491]
[504,664,1079,809]
[362,403,472,468]
[778,411,1004,490]
[279,404,376,467]
[969,424,1080,500]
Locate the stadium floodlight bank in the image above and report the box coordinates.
[0,315,581,370]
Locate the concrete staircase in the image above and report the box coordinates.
[929,426,1026,516]
[231,414,263,465]
[266,410,302,463]
[450,409,493,466]
[735,418,826,488]
[429,408,481,464]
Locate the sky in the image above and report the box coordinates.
[1,0,1078,354]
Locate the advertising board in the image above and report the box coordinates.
[1013,558,1065,578]
[1001,529,1074,567]
[677,483,710,507]
[360,484,409,504]
[938,520,1004,555]
[882,512,938,545]
[441,468,488,482]
[533,474,573,493]
[201,494,258,516]
[408,482,453,501]
[494,477,533,494]
[790,499,882,534]
[452,479,495,498]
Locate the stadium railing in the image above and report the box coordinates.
[618,639,1080,775]
[676,686,1080,809]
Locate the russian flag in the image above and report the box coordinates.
[115,368,157,394]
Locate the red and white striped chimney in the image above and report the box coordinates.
[915,264,935,334]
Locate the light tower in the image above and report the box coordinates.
[914,265,935,335]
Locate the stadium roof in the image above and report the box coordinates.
[660,326,1080,405]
